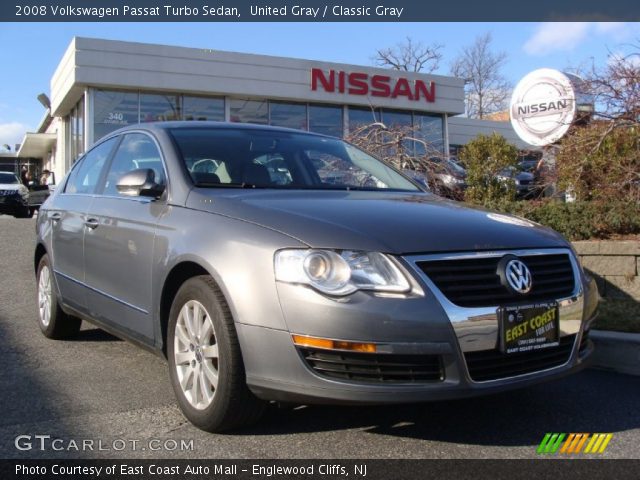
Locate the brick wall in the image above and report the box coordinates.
[572,241,640,300]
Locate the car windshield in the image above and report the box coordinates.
[0,172,20,184]
[169,128,420,192]
[447,160,466,174]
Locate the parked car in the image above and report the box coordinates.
[0,171,31,217]
[35,123,598,432]
[428,157,467,199]
[0,171,56,217]
[497,165,536,199]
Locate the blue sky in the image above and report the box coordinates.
[0,21,639,149]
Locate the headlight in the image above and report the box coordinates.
[275,249,411,296]
[443,174,464,185]
[441,174,455,185]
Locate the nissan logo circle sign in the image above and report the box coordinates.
[510,68,577,146]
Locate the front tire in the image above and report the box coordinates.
[37,254,82,339]
[167,276,265,432]
[14,205,31,218]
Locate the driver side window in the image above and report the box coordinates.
[64,138,118,194]
[101,133,164,197]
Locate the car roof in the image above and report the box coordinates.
[113,121,335,139]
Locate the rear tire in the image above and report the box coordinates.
[167,276,265,432]
[37,254,82,339]
[14,206,31,218]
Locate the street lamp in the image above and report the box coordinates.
[37,93,51,109]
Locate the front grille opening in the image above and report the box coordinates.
[299,348,444,383]
[417,254,576,308]
[464,334,576,382]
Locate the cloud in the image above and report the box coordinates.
[0,122,28,150]
[523,23,591,55]
[523,22,639,56]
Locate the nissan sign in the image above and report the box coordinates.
[311,68,436,103]
[510,69,577,146]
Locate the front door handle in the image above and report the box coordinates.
[50,212,61,222]
[85,218,99,230]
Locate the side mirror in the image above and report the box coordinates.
[116,168,165,198]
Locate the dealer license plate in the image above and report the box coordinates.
[499,303,559,354]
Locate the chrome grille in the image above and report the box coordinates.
[416,253,576,308]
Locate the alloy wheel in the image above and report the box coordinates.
[173,300,219,410]
[38,265,52,327]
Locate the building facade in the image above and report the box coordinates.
[18,37,533,183]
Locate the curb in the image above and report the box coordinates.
[589,330,640,376]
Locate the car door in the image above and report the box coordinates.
[83,132,168,342]
[50,137,119,313]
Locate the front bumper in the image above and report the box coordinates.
[238,248,598,404]
[0,194,27,215]
[241,325,593,405]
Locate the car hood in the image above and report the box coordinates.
[186,189,568,254]
[0,183,22,191]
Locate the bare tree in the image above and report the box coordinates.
[450,33,510,119]
[582,40,640,126]
[555,41,640,203]
[374,37,443,73]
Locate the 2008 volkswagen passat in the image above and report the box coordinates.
[35,122,598,432]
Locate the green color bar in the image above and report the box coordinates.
[538,433,566,454]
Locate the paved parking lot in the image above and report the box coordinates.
[0,214,639,459]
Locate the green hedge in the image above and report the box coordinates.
[479,199,640,241]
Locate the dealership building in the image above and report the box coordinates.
[14,37,532,182]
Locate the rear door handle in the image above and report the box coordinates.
[50,212,61,222]
[84,218,99,229]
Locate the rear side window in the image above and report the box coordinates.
[65,137,118,194]
[101,133,165,196]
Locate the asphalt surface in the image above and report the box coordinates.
[0,214,639,459]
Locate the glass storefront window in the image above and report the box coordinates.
[381,109,412,129]
[140,93,181,123]
[67,98,85,164]
[94,90,139,140]
[269,102,307,130]
[229,98,268,124]
[348,106,381,133]
[309,104,342,137]
[73,98,85,160]
[183,96,224,121]
[414,113,444,155]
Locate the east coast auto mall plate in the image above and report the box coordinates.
[499,303,560,354]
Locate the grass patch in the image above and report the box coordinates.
[592,298,640,334]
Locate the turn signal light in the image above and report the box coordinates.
[291,334,377,353]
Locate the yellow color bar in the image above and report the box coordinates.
[584,434,599,453]
[590,434,606,453]
[292,334,377,353]
[598,434,613,453]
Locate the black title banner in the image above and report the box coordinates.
[4,0,640,22]
[3,459,640,480]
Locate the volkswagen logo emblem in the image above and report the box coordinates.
[497,256,533,294]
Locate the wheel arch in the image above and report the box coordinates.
[159,259,234,357]
[34,243,47,274]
